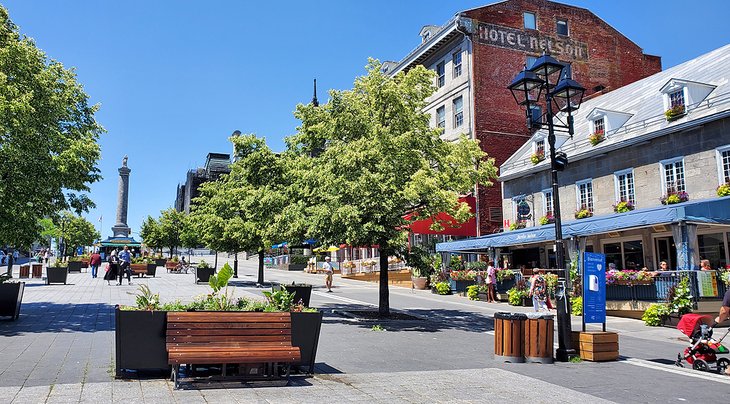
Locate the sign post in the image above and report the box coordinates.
[582,252,606,331]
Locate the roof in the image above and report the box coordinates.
[436,196,730,252]
[500,44,730,180]
[98,237,142,247]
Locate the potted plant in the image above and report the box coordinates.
[574,207,593,219]
[589,130,605,146]
[68,256,84,272]
[530,151,545,165]
[0,274,24,320]
[539,214,555,225]
[154,254,167,267]
[613,200,635,213]
[146,258,157,277]
[433,281,451,295]
[273,282,313,307]
[507,279,531,306]
[665,104,686,121]
[718,183,730,197]
[195,259,215,284]
[661,191,689,205]
[449,269,477,294]
[47,260,69,285]
[130,256,148,275]
[405,247,434,290]
[495,269,517,296]
[509,222,526,230]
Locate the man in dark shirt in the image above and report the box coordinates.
[89,251,102,279]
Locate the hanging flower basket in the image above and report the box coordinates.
[613,200,635,213]
[661,191,689,205]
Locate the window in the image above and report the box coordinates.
[543,189,553,217]
[452,49,462,78]
[535,139,545,155]
[556,19,568,36]
[661,158,685,194]
[669,89,685,109]
[615,169,635,204]
[576,180,593,211]
[453,96,463,128]
[698,233,726,270]
[593,118,605,134]
[436,106,446,128]
[524,12,536,29]
[717,146,730,184]
[604,240,644,270]
[436,62,445,88]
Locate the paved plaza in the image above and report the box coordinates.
[1,256,729,403]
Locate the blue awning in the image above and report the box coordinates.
[436,196,730,253]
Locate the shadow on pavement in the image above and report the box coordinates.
[320,307,494,333]
[0,301,115,336]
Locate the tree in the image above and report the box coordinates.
[0,7,103,255]
[56,211,100,258]
[285,60,497,316]
[139,216,163,255]
[192,134,288,284]
[157,208,186,257]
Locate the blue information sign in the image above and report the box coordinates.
[583,252,606,324]
[77,246,84,256]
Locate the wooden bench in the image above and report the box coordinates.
[166,312,301,389]
[130,263,148,277]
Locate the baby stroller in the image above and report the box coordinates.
[675,313,730,373]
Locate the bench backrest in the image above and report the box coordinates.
[166,312,293,350]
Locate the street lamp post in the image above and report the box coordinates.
[509,53,585,362]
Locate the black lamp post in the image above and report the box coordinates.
[509,53,585,362]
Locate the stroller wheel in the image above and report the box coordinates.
[693,359,709,372]
[717,358,730,374]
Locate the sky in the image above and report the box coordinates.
[2,0,728,240]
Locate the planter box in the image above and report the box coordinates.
[449,279,476,293]
[147,263,157,277]
[155,258,167,267]
[115,307,169,377]
[68,261,84,272]
[195,267,215,284]
[274,284,313,307]
[46,267,68,285]
[496,278,516,293]
[284,263,307,271]
[412,276,428,290]
[613,280,653,286]
[0,282,25,320]
[291,311,324,374]
[165,262,178,271]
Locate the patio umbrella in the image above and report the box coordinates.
[313,246,340,253]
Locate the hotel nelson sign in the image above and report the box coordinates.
[475,21,589,61]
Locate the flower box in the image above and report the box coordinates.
[539,215,555,225]
[449,279,476,293]
[589,132,605,146]
[613,200,635,213]
[661,191,689,205]
[575,209,593,219]
[665,105,686,121]
[530,151,545,165]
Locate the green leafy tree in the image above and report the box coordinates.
[56,212,100,257]
[158,208,186,257]
[139,216,163,255]
[0,7,103,259]
[285,60,497,316]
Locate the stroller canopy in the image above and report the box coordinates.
[677,313,714,338]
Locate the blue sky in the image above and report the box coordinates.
[2,0,728,240]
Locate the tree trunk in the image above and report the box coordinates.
[214,250,218,270]
[234,252,238,278]
[378,247,389,317]
[258,250,265,285]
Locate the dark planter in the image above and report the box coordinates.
[195,267,215,284]
[291,311,323,374]
[46,267,68,285]
[412,276,428,290]
[0,282,24,320]
[147,263,157,277]
[155,258,167,267]
[68,261,84,272]
[115,307,169,377]
[286,263,307,271]
[449,279,476,293]
[274,283,313,307]
[496,278,516,293]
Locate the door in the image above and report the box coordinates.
[655,237,676,270]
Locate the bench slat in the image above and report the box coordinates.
[167,312,291,322]
[168,322,291,329]
[168,344,294,351]
[167,329,290,336]
[166,335,291,343]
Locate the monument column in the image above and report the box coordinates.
[112,155,131,237]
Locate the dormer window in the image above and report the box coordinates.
[593,118,605,135]
[423,32,431,42]
[660,78,716,122]
[535,139,545,155]
[586,108,633,145]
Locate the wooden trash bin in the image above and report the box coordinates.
[524,313,554,363]
[571,331,619,362]
[31,264,43,278]
[19,265,30,278]
[494,312,527,363]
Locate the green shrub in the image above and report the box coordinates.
[434,282,451,295]
[570,296,582,316]
[642,303,671,326]
[467,285,480,300]
[718,183,730,197]
[507,288,527,306]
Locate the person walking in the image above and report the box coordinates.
[485,261,497,303]
[529,270,549,312]
[89,251,102,278]
[322,256,334,292]
[714,287,730,375]
[104,250,118,285]
[117,246,132,286]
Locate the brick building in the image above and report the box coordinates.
[385,0,661,236]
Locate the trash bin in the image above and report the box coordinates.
[31,264,43,278]
[494,312,527,363]
[524,312,554,364]
[19,265,30,278]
